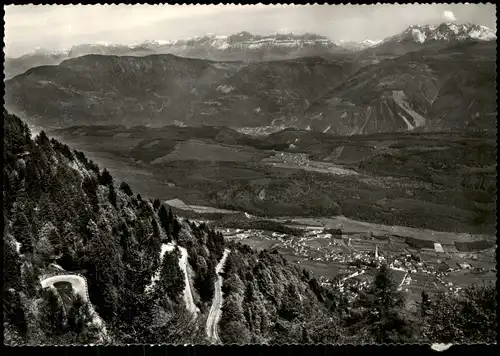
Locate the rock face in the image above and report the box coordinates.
[390,23,496,44]
[364,23,496,56]
[302,40,496,134]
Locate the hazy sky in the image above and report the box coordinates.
[4,3,497,57]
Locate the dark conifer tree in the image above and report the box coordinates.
[119,182,133,196]
[39,288,66,336]
[3,241,22,290]
[108,184,117,207]
[13,212,34,254]
[355,264,415,343]
[168,208,174,224]
[82,176,99,214]
[420,291,431,317]
[152,218,161,241]
[66,294,101,343]
[98,169,113,186]
[153,198,161,211]
[158,205,170,237]
[3,290,28,337]
[35,131,51,148]
[158,249,184,301]
[172,218,181,240]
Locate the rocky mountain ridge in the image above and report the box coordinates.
[6,23,494,79]
[387,23,496,44]
[4,32,345,79]
[363,22,496,57]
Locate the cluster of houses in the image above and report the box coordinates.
[264,152,310,166]
[217,224,493,299]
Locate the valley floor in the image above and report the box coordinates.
[208,213,495,303]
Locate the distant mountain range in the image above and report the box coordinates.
[6,23,495,79]
[138,32,345,60]
[388,23,496,43]
[4,23,497,135]
[4,33,345,79]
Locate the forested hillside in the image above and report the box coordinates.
[2,112,328,345]
[219,246,496,344]
[3,112,496,345]
[3,112,223,344]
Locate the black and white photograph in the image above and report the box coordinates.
[2,3,497,346]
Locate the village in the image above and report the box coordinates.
[217,225,496,302]
[261,151,359,176]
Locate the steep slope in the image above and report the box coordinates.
[217,243,340,344]
[3,112,339,345]
[2,112,224,344]
[5,54,356,130]
[189,57,354,128]
[5,54,243,129]
[178,246,201,317]
[304,40,496,134]
[39,272,109,342]
[146,242,200,317]
[3,113,496,345]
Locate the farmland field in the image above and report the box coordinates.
[213,210,495,303]
[50,125,496,236]
[152,139,271,163]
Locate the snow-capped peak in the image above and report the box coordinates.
[337,39,382,50]
[142,39,174,46]
[468,24,497,41]
[95,41,115,46]
[361,39,383,46]
[22,47,70,57]
[392,22,496,44]
[141,32,336,51]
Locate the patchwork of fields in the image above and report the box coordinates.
[51,126,496,235]
[217,215,496,302]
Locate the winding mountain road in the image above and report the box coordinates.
[206,249,230,344]
[146,243,199,317]
[40,273,108,342]
[145,243,176,292]
[178,246,200,317]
